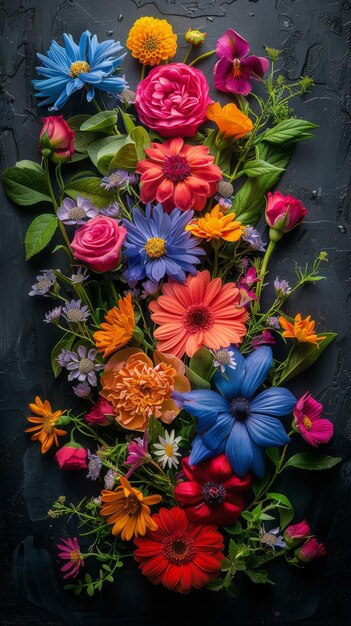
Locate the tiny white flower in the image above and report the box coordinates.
[153,429,182,470]
[211,348,237,374]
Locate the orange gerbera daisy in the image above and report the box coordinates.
[100,348,190,431]
[279,314,327,347]
[185,204,244,242]
[93,294,134,359]
[206,102,253,140]
[100,476,162,540]
[126,17,177,66]
[25,396,67,454]
[149,270,248,358]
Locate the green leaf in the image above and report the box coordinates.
[207,578,224,591]
[25,214,57,260]
[266,447,280,466]
[259,513,275,521]
[120,110,136,133]
[229,539,238,561]
[65,176,115,208]
[245,569,273,584]
[224,521,243,535]
[243,159,284,177]
[147,415,164,445]
[67,115,91,131]
[108,126,151,171]
[51,333,75,377]
[226,582,240,598]
[276,332,337,384]
[285,452,342,471]
[267,492,293,508]
[85,573,92,583]
[184,365,211,389]
[87,136,123,171]
[189,347,215,383]
[235,94,250,115]
[3,161,52,206]
[86,584,94,597]
[260,119,318,144]
[80,110,118,132]
[204,129,232,175]
[280,507,294,529]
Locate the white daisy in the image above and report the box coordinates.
[153,430,182,470]
[211,348,237,374]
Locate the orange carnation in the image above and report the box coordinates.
[206,102,253,139]
[100,348,190,431]
[279,313,327,347]
[126,17,177,66]
[185,204,244,242]
[93,294,134,359]
[25,396,67,454]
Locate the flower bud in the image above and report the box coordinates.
[84,398,115,426]
[55,444,87,470]
[39,116,75,164]
[295,538,326,563]
[185,28,206,47]
[217,180,234,198]
[284,520,311,548]
[55,414,71,427]
[265,191,307,241]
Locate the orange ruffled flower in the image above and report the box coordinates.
[126,17,177,66]
[279,314,326,347]
[25,396,67,454]
[100,348,190,431]
[185,204,244,242]
[206,102,253,140]
[93,294,134,359]
[100,476,161,540]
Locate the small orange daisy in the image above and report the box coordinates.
[185,204,244,242]
[93,293,135,359]
[279,313,326,347]
[25,396,67,454]
[100,476,162,540]
[206,102,253,140]
[126,17,177,66]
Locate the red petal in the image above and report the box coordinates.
[174,481,202,505]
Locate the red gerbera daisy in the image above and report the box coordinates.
[136,137,222,212]
[134,506,224,593]
[174,455,252,526]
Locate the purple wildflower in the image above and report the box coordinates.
[251,330,276,349]
[44,306,62,324]
[242,226,266,252]
[86,451,102,480]
[57,195,99,225]
[104,468,117,490]
[57,348,75,367]
[210,348,237,374]
[29,270,56,296]
[274,277,291,298]
[62,299,90,323]
[66,346,104,386]
[100,201,120,217]
[141,279,159,299]
[215,195,232,210]
[124,431,150,479]
[267,316,280,330]
[101,169,129,190]
[72,381,91,398]
[70,267,89,284]
[260,526,286,551]
[118,88,136,104]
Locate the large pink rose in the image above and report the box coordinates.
[71,215,126,272]
[135,63,212,137]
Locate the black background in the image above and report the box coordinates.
[1,0,351,624]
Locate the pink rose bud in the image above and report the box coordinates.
[84,398,115,427]
[284,520,311,547]
[295,538,326,563]
[39,116,75,164]
[71,216,127,272]
[265,191,307,242]
[55,444,87,470]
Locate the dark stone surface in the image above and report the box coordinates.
[0,0,351,624]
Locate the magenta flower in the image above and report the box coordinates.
[265,191,307,240]
[251,330,276,349]
[238,267,259,307]
[124,431,150,479]
[293,392,334,447]
[284,520,311,548]
[57,537,84,579]
[214,29,269,96]
[295,538,326,563]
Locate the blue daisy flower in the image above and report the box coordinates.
[122,203,206,283]
[33,31,127,110]
[173,346,296,477]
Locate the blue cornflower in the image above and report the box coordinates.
[173,346,296,477]
[33,31,127,110]
[122,203,205,283]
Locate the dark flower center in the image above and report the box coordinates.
[231,397,250,421]
[124,494,141,516]
[184,304,214,334]
[144,36,158,52]
[162,533,196,564]
[202,481,226,505]
[163,155,191,183]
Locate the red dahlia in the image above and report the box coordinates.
[133,506,224,593]
[174,455,252,526]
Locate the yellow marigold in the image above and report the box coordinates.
[206,102,253,140]
[126,17,177,66]
[93,293,134,358]
[25,396,67,454]
[279,314,327,347]
[185,204,244,242]
[100,476,161,540]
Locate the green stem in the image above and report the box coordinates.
[182,45,193,64]
[44,159,73,257]
[92,98,102,113]
[140,64,146,80]
[188,50,215,67]
[253,240,276,314]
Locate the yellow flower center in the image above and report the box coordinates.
[303,416,312,431]
[70,550,80,564]
[165,443,174,458]
[42,414,56,434]
[70,61,90,77]
[144,36,159,52]
[145,237,167,258]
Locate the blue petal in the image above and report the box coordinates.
[79,30,91,59]
[246,413,290,447]
[181,390,230,430]
[63,33,79,63]
[202,413,233,450]
[213,347,246,401]
[225,421,253,476]
[241,346,273,398]
[250,388,296,416]
[189,436,225,466]
[249,438,266,477]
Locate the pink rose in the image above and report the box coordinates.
[284,520,311,548]
[295,538,326,563]
[135,63,212,138]
[39,115,75,163]
[55,444,87,470]
[265,191,307,241]
[71,216,127,272]
[84,398,115,427]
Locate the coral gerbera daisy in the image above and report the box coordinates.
[136,138,222,213]
[134,506,225,594]
[100,476,161,540]
[185,204,244,242]
[149,270,248,358]
[25,396,67,454]
[93,293,135,358]
[279,313,326,347]
[126,17,177,66]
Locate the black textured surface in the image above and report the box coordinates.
[1,1,351,624]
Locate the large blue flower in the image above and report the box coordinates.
[33,31,127,110]
[174,346,296,477]
[122,203,205,283]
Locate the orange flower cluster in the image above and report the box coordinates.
[185,204,244,242]
[25,396,66,454]
[279,314,326,346]
[93,294,134,358]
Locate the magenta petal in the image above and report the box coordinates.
[216,29,250,60]
[241,55,269,79]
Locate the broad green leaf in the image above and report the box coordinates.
[280,506,294,529]
[245,569,273,584]
[51,333,75,377]
[25,214,57,259]
[276,332,337,384]
[96,135,130,174]
[267,492,293,508]
[285,452,342,471]
[189,347,215,383]
[243,159,284,177]
[235,94,250,115]
[204,129,232,175]
[16,160,44,173]
[260,119,318,144]
[80,110,118,132]
[207,578,224,591]
[87,136,123,170]
[224,521,242,535]
[65,176,114,208]
[266,447,280,466]
[108,126,151,171]
[185,365,211,389]
[87,584,94,597]
[120,110,136,133]
[73,131,96,154]
[229,538,238,561]
[3,162,52,206]
[67,115,91,130]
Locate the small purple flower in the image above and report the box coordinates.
[141,279,159,299]
[29,270,56,296]
[57,195,99,225]
[211,348,237,374]
[86,451,102,481]
[57,348,75,367]
[260,525,286,551]
[274,277,291,298]
[124,431,150,479]
[251,330,276,349]
[104,468,117,489]
[100,201,120,217]
[70,267,89,284]
[72,381,91,398]
[118,88,136,105]
[62,299,90,324]
[242,226,266,252]
[214,194,232,210]
[44,306,62,324]
[101,170,129,190]
[267,316,280,330]
[66,346,104,386]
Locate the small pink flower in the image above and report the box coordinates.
[251,330,276,349]
[124,431,150,479]
[55,444,87,470]
[39,116,75,163]
[238,267,259,308]
[84,398,115,427]
[265,191,307,240]
[71,216,127,272]
[295,538,326,563]
[57,537,84,579]
[294,392,334,447]
[284,520,311,547]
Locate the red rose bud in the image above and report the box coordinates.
[295,538,326,563]
[284,519,311,548]
[55,444,87,470]
[265,191,307,242]
[39,115,75,164]
[84,398,115,426]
